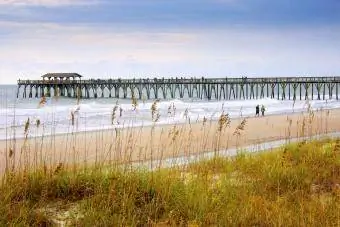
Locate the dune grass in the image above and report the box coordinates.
[0,94,339,226]
[0,138,339,226]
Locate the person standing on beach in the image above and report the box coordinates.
[261,105,266,116]
[255,105,260,117]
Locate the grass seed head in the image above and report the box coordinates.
[112,103,119,124]
[24,117,30,135]
[131,90,138,110]
[233,118,247,136]
[168,102,176,117]
[54,163,63,175]
[151,100,160,122]
[172,103,176,115]
[300,117,306,136]
[169,126,180,142]
[71,111,75,126]
[155,113,161,122]
[203,116,207,126]
[168,104,172,115]
[36,119,41,128]
[218,113,231,132]
[184,108,189,120]
[9,148,13,158]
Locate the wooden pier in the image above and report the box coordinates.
[17,73,340,100]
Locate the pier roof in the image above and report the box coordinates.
[42,73,82,79]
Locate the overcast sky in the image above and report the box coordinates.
[0,0,339,84]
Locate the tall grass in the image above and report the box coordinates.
[0,94,339,225]
[0,139,339,226]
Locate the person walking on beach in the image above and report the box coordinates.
[261,105,266,116]
[255,105,260,117]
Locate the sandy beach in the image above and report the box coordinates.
[1,108,340,174]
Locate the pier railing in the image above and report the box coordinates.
[17,76,340,85]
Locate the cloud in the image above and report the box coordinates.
[0,0,100,7]
[0,21,340,84]
[0,22,198,63]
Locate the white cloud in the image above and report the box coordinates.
[0,22,198,64]
[0,22,339,84]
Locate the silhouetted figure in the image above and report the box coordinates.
[255,105,260,117]
[261,105,265,116]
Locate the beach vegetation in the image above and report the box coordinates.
[0,93,339,225]
[0,138,339,226]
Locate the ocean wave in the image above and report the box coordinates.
[0,97,340,140]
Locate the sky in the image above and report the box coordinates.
[0,0,339,84]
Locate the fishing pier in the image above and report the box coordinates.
[17,73,340,100]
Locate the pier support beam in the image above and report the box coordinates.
[16,76,339,101]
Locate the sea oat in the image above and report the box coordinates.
[112,103,119,125]
[8,148,13,158]
[287,117,293,139]
[155,112,161,122]
[151,100,160,122]
[172,103,176,116]
[288,118,293,126]
[36,119,41,128]
[168,102,176,117]
[300,117,306,137]
[131,90,138,111]
[184,108,189,120]
[24,117,30,136]
[233,118,247,136]
[308,105,315,124]
[203,116,207,126]
[218,113,231,132]
[169,126,180,142]
[54,162,63,175]
[168,104,172,116]
[71,111,75,126]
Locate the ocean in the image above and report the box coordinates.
[1,84,340,140]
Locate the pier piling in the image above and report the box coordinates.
[17,74,340,101]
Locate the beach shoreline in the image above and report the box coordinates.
[1,107,340,174]
[0,105,338,142]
